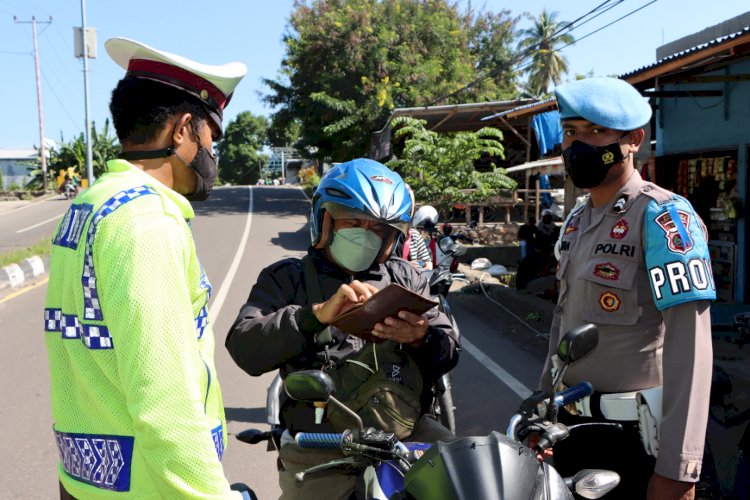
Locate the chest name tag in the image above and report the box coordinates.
[594,242,636,258]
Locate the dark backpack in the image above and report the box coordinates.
[325,339,423,439]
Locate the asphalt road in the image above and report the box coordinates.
[0,195,73,255]
[0,186,548,499]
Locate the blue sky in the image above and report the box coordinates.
[1,0,748,150]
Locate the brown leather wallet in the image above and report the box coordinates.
[328,283,439,342]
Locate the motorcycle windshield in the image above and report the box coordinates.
[402,431,572,500]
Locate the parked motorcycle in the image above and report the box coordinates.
[423,236,468,434]
[282,323,620,499]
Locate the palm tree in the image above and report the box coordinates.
[518,10,575,97]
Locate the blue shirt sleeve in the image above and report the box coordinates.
[644,195,716,310]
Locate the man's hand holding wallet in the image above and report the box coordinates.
[312,282,438,346]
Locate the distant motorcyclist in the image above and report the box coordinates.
[226,158,458,500]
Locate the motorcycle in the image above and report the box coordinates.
[59,180,78,200]
[281,323,621,499]
[422,235,469,434]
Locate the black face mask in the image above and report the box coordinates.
[118,122,218,201]
[183,145,217,201]
[562,138,626,189]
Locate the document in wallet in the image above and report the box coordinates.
[329,283,439,342]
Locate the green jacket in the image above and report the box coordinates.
[45,160,237,498]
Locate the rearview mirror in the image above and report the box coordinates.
[438,237,456,254]
[284,370,336,403]
[557,324,599,364]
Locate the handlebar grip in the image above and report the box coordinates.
[554,381,594,408]
[294,432,344,449]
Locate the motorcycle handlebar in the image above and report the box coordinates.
[295,432,344,449]
[554,382,594,409]
[507,381,594,440]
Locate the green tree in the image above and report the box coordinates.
[386,116,516,207]
[264,0,519,161]
[42,119,119,187]
[217,111,269,185]
[518,10,574,97]
[267,113,302,151]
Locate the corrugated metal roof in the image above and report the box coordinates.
[0,149,37,160]
[377,99,536,134]
[481,98,557,121]
[505,156,564,175]
[621,26,750,80]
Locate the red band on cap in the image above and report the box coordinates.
[127,59,227,110]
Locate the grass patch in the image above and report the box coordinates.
[0,239,51,268]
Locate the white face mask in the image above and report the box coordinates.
[329,227,383,272]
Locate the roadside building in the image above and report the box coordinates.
[624,11,750,303]
[0,149,38,191]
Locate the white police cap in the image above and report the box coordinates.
[555,77,652,131]
[105,37,247,134]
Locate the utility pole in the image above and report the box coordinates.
[77,0,95,188]
[15,16,52,192]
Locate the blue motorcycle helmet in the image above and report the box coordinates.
[310,158,412,265]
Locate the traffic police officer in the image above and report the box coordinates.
[45,38,249,498]
[539,77,715,499]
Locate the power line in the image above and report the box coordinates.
[429,0,659,105]
[428,0,621,105]
[0,0,33,17]
[14,15,52,191]
[40,29,85,110]
[513,0,659,77]
[40,66,81,130]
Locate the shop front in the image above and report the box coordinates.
[655,150,741,302]
[623,23,750,304]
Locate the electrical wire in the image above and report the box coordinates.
[428,0,622,105]
[39,66,81,130]
[477,272,548,339]
[40,29,85,110]
[429,0,660,105]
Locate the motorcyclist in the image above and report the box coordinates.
[226,158,459,500]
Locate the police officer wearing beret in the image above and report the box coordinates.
[45,38,252,498]
[538,78,715,499]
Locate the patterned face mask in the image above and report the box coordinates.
[329,228,382,272]
[562,136,626,189]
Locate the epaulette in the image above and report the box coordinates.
[640,182,674,205]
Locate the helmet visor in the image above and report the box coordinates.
[324,202,410,237]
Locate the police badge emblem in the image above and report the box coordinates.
[655,210,693,254]
[599,292,621,312]
[594,262,621,281]
[610,218,629,239]
[602,150,615,165]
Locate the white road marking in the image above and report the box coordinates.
[16,214,63,233]
[461,336,533,399]
[0,197,58,218]
[208,186,253,321]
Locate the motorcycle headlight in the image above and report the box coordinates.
[574,470,620,499]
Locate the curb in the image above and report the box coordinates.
[0,254,48,294]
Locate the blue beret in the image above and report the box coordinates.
[555,77,652,130]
